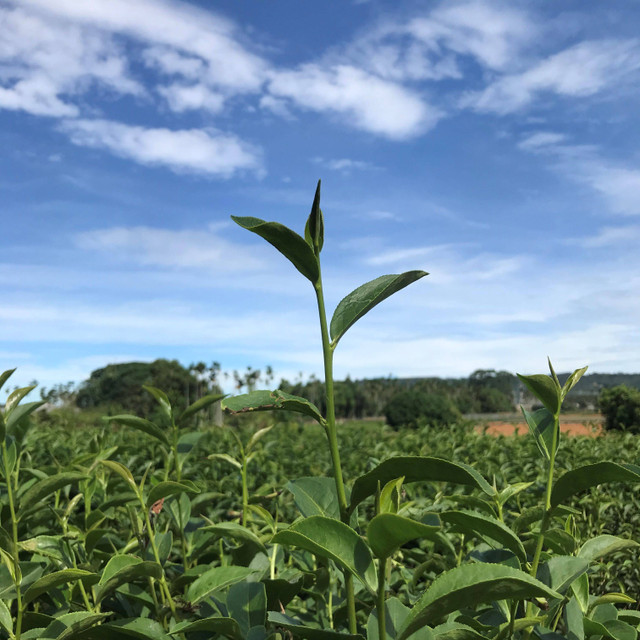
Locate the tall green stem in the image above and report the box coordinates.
[377,557,388,640]
[314,275,356,633]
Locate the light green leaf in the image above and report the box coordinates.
[100,460,137,490]
[142,385,172,420]
[273,515,377,593]
[23,569,95,605]
[584,618,637,640]
[367,513,440,559]
[247,425,274,452]
[209,453,242,469]
[397,564,561,640]
[95,559,162,603]
[42,611,109,640]
[19,472,88,513]
[231,215,319,283]
[521,407,556,461]
[349,456,494,514]
[440,510,526,563]
[269,612,364,640]
[186,566,258,604]
[330,272,428,348]
[379,477,404,514]
[4,385,37,416]
[223,390,325,424]
[0,368,15,393]
[178,393,226,424]
[99,617,172,639]
[367,598,413,640]
[146,480,199,509]
[103,414,169,446]
[517,373,561,415]
[562,366,588,400]
[539,556,589,594]
[5,401,45,433]
[0,599,11,636]
[286,477,341,520]
[579,535,639,563]
[551,462,640,508]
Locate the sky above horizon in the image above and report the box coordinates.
[2,0,640,394]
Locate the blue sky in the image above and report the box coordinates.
[2,0,640,393]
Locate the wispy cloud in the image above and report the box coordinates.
[59,119,263,177]
[311,157,378,174]
[464,39,640,114]
[569,225,640,248]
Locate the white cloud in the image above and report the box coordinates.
[312,157,377,173]
[75,225,265,272]
[157,83,225,113]
[571,225,640,248]
[518,131,566,150]
[267,64,440,139]
[0,4,142,117]
[59,118,262,177]
[465,39,640,114]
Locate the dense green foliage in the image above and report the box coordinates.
[384,391,460,428]
[599,385,640,433]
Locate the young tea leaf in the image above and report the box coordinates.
[18,472,88,513]
[516,373,561,416]
[330,272,428,348]
[223,389,325,425]
[304,179,324,255]
[521,407,556,461]
[367,513,440,559]
[561,365,588,401]
[231,215,319,283]
[102,414,169,446]
[178,393,225,424]
[22,569,95,605]
[142,385,172,421]
[146,480,199,509]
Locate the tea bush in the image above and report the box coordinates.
[384,391,461,428]
[599,385,640,433]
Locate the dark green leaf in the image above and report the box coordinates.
[186,566,258,604]
[0,599,11,636]
[178,393,226,424]
[367,598,413,640]
[42,611,108,640]
[286,477,341,520]
[584,618,637,640]
[231,215,319,283]
[304,180,324,255]
[97,618,172,639]
[551,462,640,508]
[397,564,561,640]
[539,556,589,594]
[272,515,377,593]
[203,522,268,554]
[227,581,267,637]
[349,456,494,514]
[440,510,526,563]
[23,569,94,605]
[223,390,325,425]
[517,373,561,415]
[95,559,162,603]
[0,369,15,393]
[330,272,428,348]
[367,513,440,559]
[269,612,364,640]
[19,472,88,513]
[578,535,639,563]
[146,480,199,509]
[103,415,169,446]
[170,617,242,640]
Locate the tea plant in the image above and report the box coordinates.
[2,181,640,640]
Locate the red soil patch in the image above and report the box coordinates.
[478,420,602,437]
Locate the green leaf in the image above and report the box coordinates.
[178,393,226,424]
[0,368,15,393]
[584,618,637,640]
[539,555,589,594]
[95,559,162,603]
[379,477,404,514]
[223,390,325,424]
[440,510,527,564]
[4,385,37,416]
[432,622,487,640]
[497,482,534,506]
[349,456,494,514]
[521,407,556,461]
[98,618,172,639]
[19,472,88,513]
[247,425,274,452]
[272,515,377,593]
[142,385,172,420]
[209,452,243,469]
[562,366,588,400]
[0,599,12,636]
[146,480,199,509]
[578,535,639,563]
[170,617,242,640]
[286,477,341,520]
[304,180,324,255]
[231,215,319,283]
[269,612,364,640]
[103,415,169,446]
[551,462,640,508]
[330,272,428,348]
[368,513,440,559]
[397,564,561,640]
[42,612,109,640]
[227,581,267,637]
[186,566,258,604]
[99,460,138,490]
[367,598,412,640]
[23,569,95,605]
[517,373,561,415]
[203,522,268,554]
[5,401,45,433]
